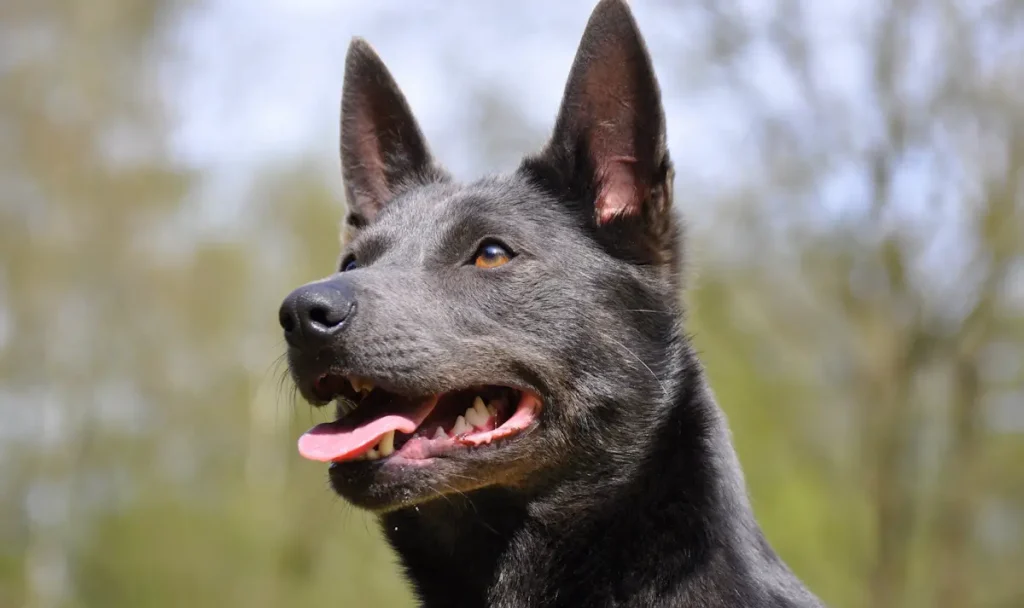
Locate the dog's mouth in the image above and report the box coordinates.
[297,375,541,463]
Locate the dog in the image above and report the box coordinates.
[278,1,824,606]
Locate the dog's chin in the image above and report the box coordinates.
[294,375,543,512]
[326,444,536,513]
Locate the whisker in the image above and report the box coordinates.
[603,335,667,396]
[429,485,456,508]
[442,472,484,484]
[622,308,674,316]
[438,481,471,504]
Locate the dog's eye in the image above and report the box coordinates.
[341,256,357,272]
[473,242,512,269]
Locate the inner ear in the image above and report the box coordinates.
[340,38,448,228]
[536,0,667,226]
[596,157,645,224]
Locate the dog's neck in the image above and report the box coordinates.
[380,349,779,607]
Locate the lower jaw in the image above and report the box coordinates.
[328,454,510,514]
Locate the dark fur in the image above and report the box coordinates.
[280,1,824,606]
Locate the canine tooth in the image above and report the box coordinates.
[473,397,488,417]
[379,431,395,457]
[432,427,447,440]
[365,448,380,460]
[465,406,488,429]
[349,377,374,394]
[452,415,471,436]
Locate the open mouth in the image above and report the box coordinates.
[297,375,541,463]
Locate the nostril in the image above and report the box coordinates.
[307,301,351,330]
[279,308,297,333]
[309,305,332,328]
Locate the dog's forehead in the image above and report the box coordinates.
[372,177,550,240]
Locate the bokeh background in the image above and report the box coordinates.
[2,0,1022,606]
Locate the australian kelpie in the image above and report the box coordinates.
[278,1,824,605]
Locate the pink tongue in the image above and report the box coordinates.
[298,397,437,463]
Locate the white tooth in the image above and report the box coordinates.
[473,397,488,418]
[452,415,470,436]
[465,406,487,429]
[365,448,380,460]
[379,431,395,457]
[432,426,447,440]
[350,378,373,394]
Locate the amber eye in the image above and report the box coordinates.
[473,242,512,269]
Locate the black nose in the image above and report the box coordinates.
[279,279,357,347]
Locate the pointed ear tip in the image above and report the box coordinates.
[590,0,635,20]
[345,37,381,65]
[344,37,395,87]
[581,0,646,50]
[348,36,372,51]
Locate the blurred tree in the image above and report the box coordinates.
[0,2,412,607]
[677,1,1024,607]
[0,1,191,606]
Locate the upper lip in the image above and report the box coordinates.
[313,373,374,403]
[304,372,387,407]
[306,371,539,409]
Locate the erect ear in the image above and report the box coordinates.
[524,0,676,266]
[339,38,448,237]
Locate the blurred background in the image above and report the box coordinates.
[1,0,1022,606]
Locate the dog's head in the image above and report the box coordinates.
[280,0,683,512]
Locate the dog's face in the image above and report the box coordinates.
[280,0,681,512]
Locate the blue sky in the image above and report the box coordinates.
[167,0,696,176]
[160,0,893,239]
[163,0,793,226]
